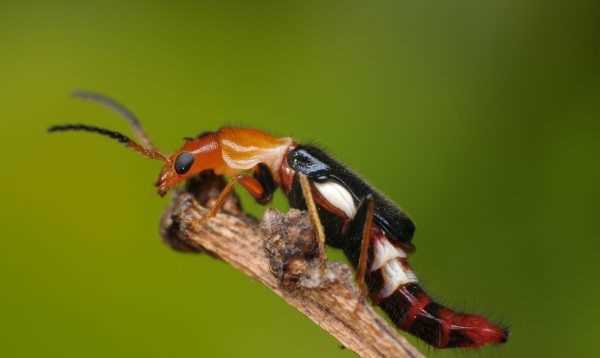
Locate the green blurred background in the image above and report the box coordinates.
[1,1,599,357]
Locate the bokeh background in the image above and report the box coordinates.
[1,1,599,357]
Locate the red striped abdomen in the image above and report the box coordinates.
[367,228,508,348]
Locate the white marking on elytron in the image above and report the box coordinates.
[221,138,293,179]
[222,153,261,168]
[221,139,260,152]
[379,259,418,298]
[370,237,407,272]
[314,181,357,218]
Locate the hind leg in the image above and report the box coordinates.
[354,195,375,299]
[344,194,375,300]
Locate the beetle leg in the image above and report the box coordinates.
[237,176,267,202]
[204,168,275,217]
[203,167,276,220]
[237,164,278,205]
[355,194,375,301]
[205,176,239,218]
[298,173,328,264]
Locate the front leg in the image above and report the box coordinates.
[200,174,255,220]
[237,163,278,205]
[205,176,239,219]
[204,164,278,219]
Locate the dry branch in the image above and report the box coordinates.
[159,173,423,358]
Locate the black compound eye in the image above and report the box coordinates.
[174,152,194,175]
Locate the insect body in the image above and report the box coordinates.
[282,145,508,348]
[50,92,508,349]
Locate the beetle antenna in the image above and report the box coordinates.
[48,124,168,162]
[72,90,157,151]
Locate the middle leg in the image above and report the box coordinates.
[298,173,328,265]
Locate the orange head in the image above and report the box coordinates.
[155,134,225,196]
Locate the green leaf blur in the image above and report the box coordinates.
[1,1,598,357]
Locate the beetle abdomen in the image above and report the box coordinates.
[361,231,508,348]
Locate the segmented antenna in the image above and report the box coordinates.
[72,90,155,150]
[48,124,129,143]
[48,124,167,161]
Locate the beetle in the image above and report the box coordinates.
[49,91,508,349]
